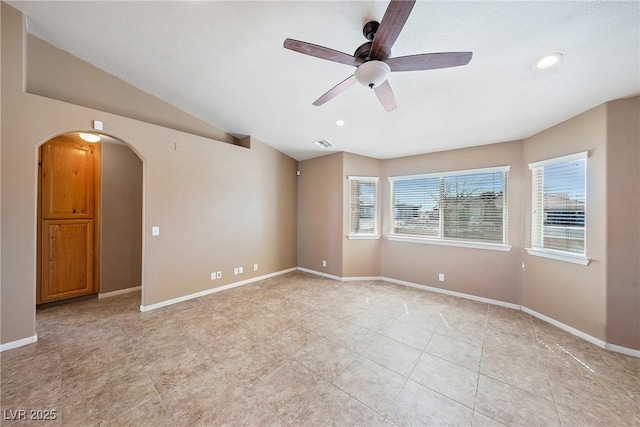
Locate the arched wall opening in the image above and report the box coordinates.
[35,131,145,307]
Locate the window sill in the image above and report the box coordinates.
[525,248,590,265]
[347,234,380,240]
[388,235,511,252]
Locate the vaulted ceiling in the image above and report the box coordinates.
[9,1,640,160]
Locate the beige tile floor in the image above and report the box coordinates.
[2,271,639,426]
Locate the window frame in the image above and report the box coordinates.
[388,166,511,251]
[347,176,380,239]
[526,151,590,265]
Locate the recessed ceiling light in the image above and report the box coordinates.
[335,120,345,127]
[79,132,101,143]
[535,53,563,70]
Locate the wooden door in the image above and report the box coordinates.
[38,135,100,303]
[42,220,94,301]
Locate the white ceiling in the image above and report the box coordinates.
[9,1,640,161]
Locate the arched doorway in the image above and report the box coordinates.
[98,135,143,300]
[37,131,143,305]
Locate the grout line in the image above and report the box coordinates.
[474,321,487,412]
[22,271,633,426]
[531,315,569,426]
[328,360,390,421]
[471,408,508,427]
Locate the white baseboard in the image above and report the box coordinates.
[299,268,518,310]
[6,267,636,358]
[296,267,343,282]
[0,334,38,353]
[298,267,638,359]
[520,306,607,348]
[140,267,297,312]
[342,276,384,281]
[382,276,521,310]
[522,306,607,348]
[297,268,383,283]
[99,286,141,299]
[606,343,640,358]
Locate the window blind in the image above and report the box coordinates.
[390,167,508,244]
[348,176,379,236]
[529,152,587,254]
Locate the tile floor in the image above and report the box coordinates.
[1,271,639,426]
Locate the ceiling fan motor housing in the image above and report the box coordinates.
[354,42,373,60]
[356,21,392,60]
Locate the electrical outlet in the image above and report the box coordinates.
[439,273,445,282]
[211,272,216,280]
[216,271,222,279]
[239,266,243,274]
[234,267,238,275]
[322,260,327,267]
[254,263,258,271]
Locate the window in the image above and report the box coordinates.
[389,166,509,247]
[348,176,379,238]
[528,152,588,262]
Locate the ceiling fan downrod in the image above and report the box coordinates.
[363,20,379,41]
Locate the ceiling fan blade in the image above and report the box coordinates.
[386,52,473,72]
[284,39,363,67]
[373,80,397,111]
[313,75,357,106]
[369,0,416,60]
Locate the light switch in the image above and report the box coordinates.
[93,120,103,131]
[152,226,160,236]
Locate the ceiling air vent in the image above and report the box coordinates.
[313,139,333,148]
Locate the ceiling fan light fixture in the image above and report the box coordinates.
[355,60,390,89]
[535,53,563,69]
[79,132,101,143]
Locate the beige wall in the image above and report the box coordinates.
[342,153,383,278]
[0,1,3,341]
[294,101,638,349]
[297,152,343,276]
[1,3,297,344]
[101,143,143,294]
[522,105,608,340]
[26,35,238,146]
[3,2,638,352]
[143,135,298,304]
[297,103,639,350]
[297,151,382,279]
[381,141,525,304]
[605,97,640,350]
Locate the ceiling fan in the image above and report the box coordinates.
[284,0,472,111]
